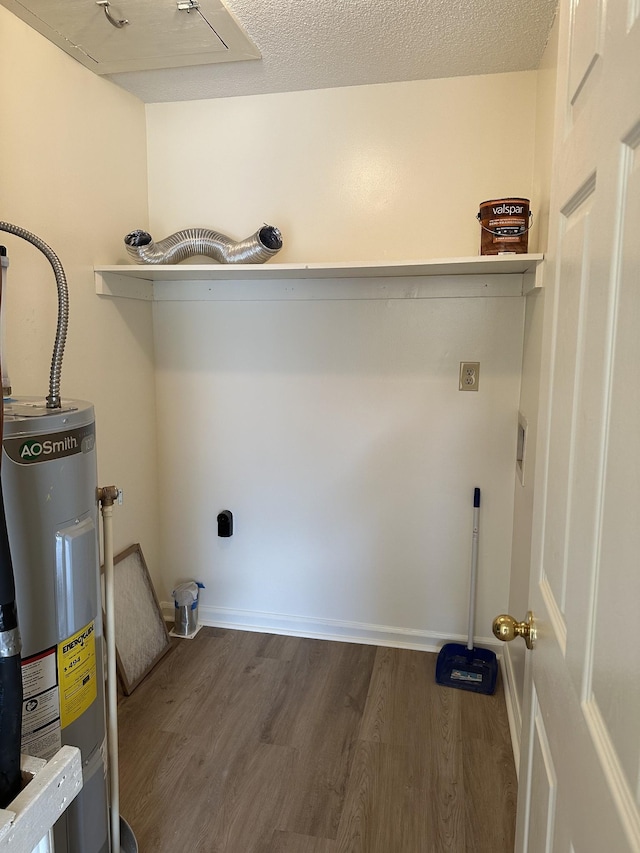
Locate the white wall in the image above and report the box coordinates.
[147,75,539,645]
[0,8,159,569]
[146,73,537,262]
[154,296,525,643]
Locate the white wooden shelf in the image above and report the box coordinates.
[95,253,544,301]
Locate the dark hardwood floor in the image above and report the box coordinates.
[117,628,517,852]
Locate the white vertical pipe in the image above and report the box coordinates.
[102,501,120,853]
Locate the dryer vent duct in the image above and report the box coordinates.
[124,224,283,265]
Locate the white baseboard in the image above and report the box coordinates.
[161,601,502,655]
[499,644,523,777]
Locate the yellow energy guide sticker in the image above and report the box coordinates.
[58,621,97,729]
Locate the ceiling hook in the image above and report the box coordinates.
[96,0,129,28]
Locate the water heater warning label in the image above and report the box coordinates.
[21,647,62,761]
[58,621,97,729]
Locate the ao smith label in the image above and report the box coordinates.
[3,423,95,465]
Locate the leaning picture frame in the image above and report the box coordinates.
[108,543,172,695]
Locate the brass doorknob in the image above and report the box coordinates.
[492,611,536,650]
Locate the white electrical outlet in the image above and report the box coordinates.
[459,362,480,391]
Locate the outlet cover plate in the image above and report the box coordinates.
[459,362,480,391]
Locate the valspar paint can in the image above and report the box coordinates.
[477,198,532,255]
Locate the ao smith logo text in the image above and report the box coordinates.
[20,435,77,460]
[4,423,95,465]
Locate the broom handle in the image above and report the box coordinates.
[467,488,481,651]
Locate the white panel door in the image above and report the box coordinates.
[516,0,640,850]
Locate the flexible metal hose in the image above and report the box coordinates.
[124,224,283,265]
[0,223,68,408]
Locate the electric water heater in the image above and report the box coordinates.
[2,398,110,852]
[0,233,110,852]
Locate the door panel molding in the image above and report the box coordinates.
[539,573,566,656]
[582,698,640,847]
[527,691,558,852]
[568,0,605,105]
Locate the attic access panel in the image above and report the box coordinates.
[1,0,260,73]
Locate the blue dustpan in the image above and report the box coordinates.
[435,488,497,695]
[435,642,497,694]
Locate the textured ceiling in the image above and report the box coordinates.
[108,0,558,103]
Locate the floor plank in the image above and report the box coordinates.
[266,638,377,840]
[339,647,466,852]
[460,680,518,852]
[267,831,337,852]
